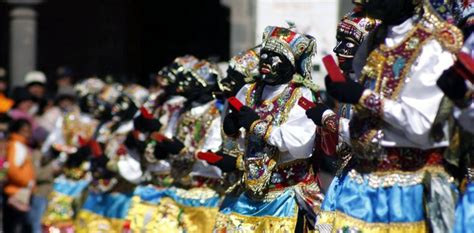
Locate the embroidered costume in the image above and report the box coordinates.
[317,1,464,232]
[216,26,324,232]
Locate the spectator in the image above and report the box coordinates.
[9,88,37,129]
[0,114,10,185]
[3,119,35,233]
[0,68,13,114]
[36,86,77,136]
[24,71,47,100]
[56,66,75,92]
[24,71,53,116]
[55,86,77,113]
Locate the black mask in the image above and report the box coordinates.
[360,0,416,25]
[85,96,112,121]
[334,39,358,59]
[259,49,295,86]
[221,68,246,98]
[334,38,358,73]
[157,68,179,97]
[111,95,138,122]
[78,94,95,114]
[175,72,202,99]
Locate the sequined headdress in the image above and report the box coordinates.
[170,55,200,76]
[123,84,149,107]
[99,83,122,104]
[228,46,261,82]
[338,8,381,45]
[262,26,317,79]
[74,78,105,97]
[190,60,221,88]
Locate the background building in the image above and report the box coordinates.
[1,0,352,88]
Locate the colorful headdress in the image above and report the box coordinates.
[123,84,149,107]
[99,83,122,104]
[228,46,261,82]
[190,60,221,88]
[156,66,176,88]
[338,8,381,45]
[74,78,105,98]
[262,26,317,79]
[170,55,200,75]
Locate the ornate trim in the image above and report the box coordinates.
[215,205,299,232]
[348,165,451,188]
[358,90,384,117]
[423,0,464,53]
[467,168,474,183]
[250,120,270,139]
[242,83,302,196]
[352,20,435,156]
[321,112,339,134]
[316,210,427,233]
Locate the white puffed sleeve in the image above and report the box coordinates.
[380,40,454,148]
[200,116,223,152]
[192,109,223,179]
[266,87,316,160]
[236,84,317,162]
[235,84,251,106]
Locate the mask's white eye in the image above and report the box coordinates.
[346,42,355,48]
[261,53,268,59]
[121,102,129,110]
[271,56,282,65]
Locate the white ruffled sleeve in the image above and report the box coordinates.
[379,40,454,148]
[200,116,223,152]
[236,84,316,161]
[266,87,316,159]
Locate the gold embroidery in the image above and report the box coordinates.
[242,83,302,196]
[215,206,299,233]
[173,187,219,200]
[126,197,185,233]
[348,165,452,188]
[179,205,219,233]
[317,211,427,233]
[42,192,75,227]
[75,210,127,233]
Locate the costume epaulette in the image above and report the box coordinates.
[291,73,320,94]
[422,0,464,53]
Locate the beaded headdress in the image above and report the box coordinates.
[262,26,317,79]
[228,46,261,82]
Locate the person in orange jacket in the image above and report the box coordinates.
[3,119,35,233]
[0,74,14,114]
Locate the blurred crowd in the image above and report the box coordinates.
[0,67,99,232]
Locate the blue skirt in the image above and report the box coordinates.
[454,182,474,233]
[316,168,456,232]
[215,189,300,232]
